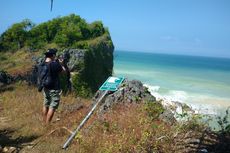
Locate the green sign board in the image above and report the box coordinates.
[99,76,125,91]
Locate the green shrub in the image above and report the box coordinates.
[217,107,230,133]
[179,114,205,131]
[0,14,108,51]
[70,33,114,98]
[0,54,7,61]
[144,101,164,120]
[72,73,92,98]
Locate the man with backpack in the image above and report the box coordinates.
[38,48,66,123]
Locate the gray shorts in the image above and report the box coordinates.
[43,89,61,109]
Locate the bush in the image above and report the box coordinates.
[0,19,33,51]
[72,73,92,98]
[217,107,230,133]
[0,54,7,61]
[144,101,164,120]
[0,14,107,51]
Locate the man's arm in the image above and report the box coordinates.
[58,58,67,73]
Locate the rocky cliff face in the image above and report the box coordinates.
[0,71,13,86]
[27,33,114,97]
[71,33,114,97]
[93,79,157,112]
[92,79,197,125]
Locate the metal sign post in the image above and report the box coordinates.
[62,76,124,150]
[62,90,108,149]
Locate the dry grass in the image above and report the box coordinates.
[0,49,40,75]
[0,82,92,152]
[0,83,228,153]
[74,104,172,153]
[0,83,172,153]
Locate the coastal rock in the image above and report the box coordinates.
[0,70,13,85]
[8,146,17,153]
[198,149,208,153]
[2,146,18,153]
[159,109,176,125]
[93,79,156,112]
[28,42,114,97]
[144,84,194,122]
[61,49,86,72]
[93,79,181,125]
[0,70,34,87]
[164,101,195,122]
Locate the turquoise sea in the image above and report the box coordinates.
[114,50,230,114]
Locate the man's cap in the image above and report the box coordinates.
[44,48,57,56]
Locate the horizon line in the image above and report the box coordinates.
[115,49,230,60]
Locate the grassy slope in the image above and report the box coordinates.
[0,50,37,75]
[0,82,92,152]
[0,83,172,153]
[1,83,228,153]
[0,42,58,75]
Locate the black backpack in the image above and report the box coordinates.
[37,62,54,91]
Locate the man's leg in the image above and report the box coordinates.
[46,108,55,123]
[46,90,60,123]
[43,89,51,123]
[42,106,49,122]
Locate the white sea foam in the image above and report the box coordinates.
[188,103,219,115]
[165,90,188,103]
[188,96,230,115]
[143,83,228,115]
[143,84,187,103]
[143,84,161,100]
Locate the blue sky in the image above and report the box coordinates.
[1,0,230,57]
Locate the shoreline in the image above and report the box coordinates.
[143,84,230,116]
[144,83,230,131]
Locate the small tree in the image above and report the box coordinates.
[0,19,33,51]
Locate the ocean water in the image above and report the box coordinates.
[114,50,230,115]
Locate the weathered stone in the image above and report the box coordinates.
[3,147,8,152]
[62,49,86,72]
[0,70,13,85]
[28,44,113,97]
[159,109,176,125]
[198,149,208,153]
[185,138,200,144]
[94,79,179,124]
[8,146,17,153]
[93,79,157,113]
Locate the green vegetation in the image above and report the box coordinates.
[217,107,230,133]
[144,100,164,120]
[0,19,33,51]
[0,14,108,52]
[73,34,114,97]
[0,14,114,97]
